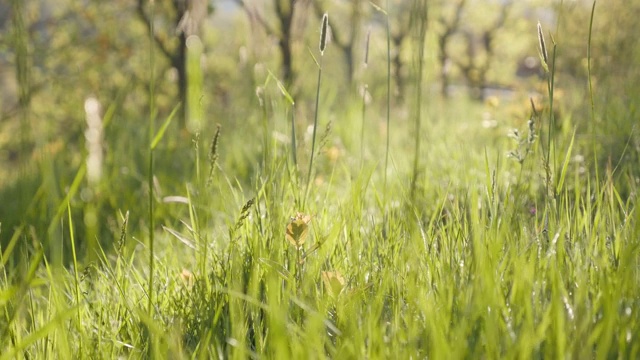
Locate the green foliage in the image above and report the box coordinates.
[552,0,640,198]
[1,0,640,358]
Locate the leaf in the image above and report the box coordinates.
[321,271,345,298]
[285,213,312,248]
[151,103,181,150]
[369,1,387,15]
[258,258,291,280]
[307,47,320,68]
[267,70,295,105]
[163,226,196,250]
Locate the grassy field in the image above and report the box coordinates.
[1,2,640,359]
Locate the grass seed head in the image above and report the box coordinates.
[537,21,549,72]
[529,96,538,117]
[117,210,129,255]
[232,198,255,233]
[320,13,329,55]
[207,124,221,186]
[527,118,536,144]
[364,28,371,67]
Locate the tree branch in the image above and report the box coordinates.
[233,0,278,37]
[136,0,176,63]
[438,0,466,38]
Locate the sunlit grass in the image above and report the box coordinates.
[1,2,640,359]
[2,87,638,357]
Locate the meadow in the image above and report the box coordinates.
[1,1,639,358]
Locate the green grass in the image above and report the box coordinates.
[2,95,638,358]
[1,2,640,359]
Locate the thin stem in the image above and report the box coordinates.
[147,0,156,320]
[261,89,270,170]
[11,0,29,183]
[67,203,83,355]
[546,42,557,199]
[587,1,597,142]
[305,55,324,207]
[384,0,391,202]
[360,85,368,167]
[411,0,428,198]
[291,106,297,168]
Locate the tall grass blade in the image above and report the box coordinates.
[410,0,428,197]
[150,103,181,150]
[0,306,79,360]
[146,0,157,327]
[555,130,576,195]
[306,15,330,205]
[587,1,597,146]
[384,0,391,199]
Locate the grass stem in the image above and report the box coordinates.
[384,0,391,201]
[305,14,329,207]
[146,0,157,324]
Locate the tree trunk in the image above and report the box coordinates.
[392,35,404,103]
[175,31,187,110]
[276,0,295,88]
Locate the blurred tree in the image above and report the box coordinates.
[554,0,640,190]
[367,0,415,103]
[389,0,414,103]
[438,0,513,100]
[136,0,210,121]
[436,0,466,98]
[312,0,368,87]
[556,0,640,92]
[234,0,311,91]
[0,0,214,262]
[9,0,30,165]
[435,0,533,100]
[452,2,511,100]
